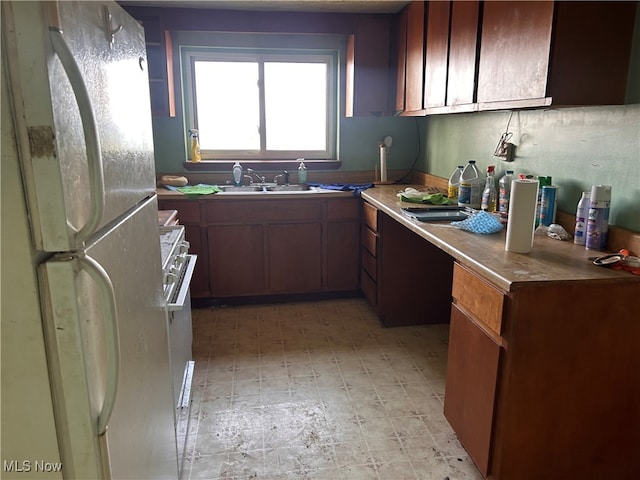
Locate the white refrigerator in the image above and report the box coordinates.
[1,2,179,478]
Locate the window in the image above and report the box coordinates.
[184,47,338,161]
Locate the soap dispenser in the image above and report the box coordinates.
[232,162,243,186]
[297,159,307,184]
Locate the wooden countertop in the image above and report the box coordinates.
[156,186,354,199]
[362,185,639,292]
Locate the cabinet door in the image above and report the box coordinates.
[267,223,322,293]
[207,225,264,296]
[423,0,450,109]
[447,0,480,108]
[345,15,391,117]
[393,6,408,113]
[444,304,501,477]
[477,1,554,105]
[327,221,359,291]
[404,1,425,112]
[183,224,209,297]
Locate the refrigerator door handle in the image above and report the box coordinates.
[48,25,105,247]
[79,254,120,435]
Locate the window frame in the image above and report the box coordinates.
[182,46,339,162]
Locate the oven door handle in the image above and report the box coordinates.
[167,254,197,311]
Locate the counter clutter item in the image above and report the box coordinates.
[160,175,188,187]
[505,179,539,253]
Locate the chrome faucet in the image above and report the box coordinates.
[273,171,289,185]
[246,168,265,184]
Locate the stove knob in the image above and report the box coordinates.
[176,253,187,265]
[164,272,177,284]
[179,241,190,253]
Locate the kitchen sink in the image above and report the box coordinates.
[219,184,311,193]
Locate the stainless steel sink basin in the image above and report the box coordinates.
[268,184,310,192]
[219,184,310,193]
[220,185,263,192]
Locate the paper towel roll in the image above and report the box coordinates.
[505,179,539,253]
[379,145,387,182]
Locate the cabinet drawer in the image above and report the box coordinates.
[158,200,201,223]
[452,263,504,336]
[361,268,377,307]
[327,198,360,220]
[362,201,378,231]
[361,248,377,281]
[360,225,378,257]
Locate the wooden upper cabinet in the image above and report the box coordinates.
[345,15,391,117]
[423,1,451,110]
[125,10,176,117]
[404,1,426,113]
[477,1,554,107]
[477,1,636,110]
[393,7,408,113]
[446,0,480,110]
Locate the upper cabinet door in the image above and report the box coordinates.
[393,7,408,113]
[404,1,426,112]
[345,15,392,117]
[477,1,554,106]
[447,0,480,109]
[423,1,451,109]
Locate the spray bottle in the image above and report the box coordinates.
[189,129,201,163]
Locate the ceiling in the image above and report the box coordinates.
[119,0,410,14]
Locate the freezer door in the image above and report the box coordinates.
[3,1,156,252]
[40,197,178,479]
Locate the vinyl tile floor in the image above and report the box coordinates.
[181,297,483,480]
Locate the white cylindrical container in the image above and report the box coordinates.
[505,179,539,253]
[585,185,611,250]
[573,191,591,245]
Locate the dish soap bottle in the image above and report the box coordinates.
[189,129,201,163]
[232,162,243,186]
[297,159,307,184]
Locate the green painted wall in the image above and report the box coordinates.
[152,113,421,175]
[420,105,639,232]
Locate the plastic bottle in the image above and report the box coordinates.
[498,170,515,215]
[447,165,464,200]
[297,158,307,184]
[535,176,551,226]
[458,160,483,209]
[573,191,590,245]
[585,185,611,250]
[189,129,201,162]
[481,165,497,212]
[232,162,243,186]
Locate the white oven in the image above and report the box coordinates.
[159,226,196,475]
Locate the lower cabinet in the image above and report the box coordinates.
[444,304,500,476]
[159,195,360,298]
[445,261,640,480]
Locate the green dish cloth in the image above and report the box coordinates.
[400,192,452,205]
[175,184,222,198]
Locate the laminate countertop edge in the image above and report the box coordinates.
[361,185,640,293]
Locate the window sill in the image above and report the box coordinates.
[183,159,342,171]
